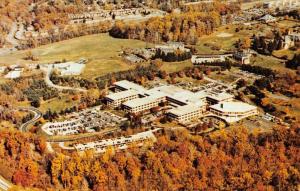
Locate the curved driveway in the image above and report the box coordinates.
[43,67,87,92]
[0,176,11,191]
[17,107,42,132]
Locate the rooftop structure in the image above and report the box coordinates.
[4,70,21,79]
[146,85,195,105]
[209,101,258,123]
[155,41,190,54]
[114,80,147,93]
[106,80,257,123]
[105,90,140,108]
[122,93,166,114]
[75,130,158,153]
[233,50,252,64]
[168,104,206,123]
[259,14,277,23]
[191,54,232,64]
[50,61,86,76]
[198,90,234,105]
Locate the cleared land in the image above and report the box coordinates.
[0,33,149,80]
[195,24,273,54]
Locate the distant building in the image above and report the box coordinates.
[49,60,86,76]
[0,66,7,73]
[259,14,277,23]
[283,33,300,49]
[124,54,144,64]
[4,70,22,79]
[155,41,189,54]
[233,50,252,64]
[191,54,231,64]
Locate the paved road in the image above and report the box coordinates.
[48,128,119,143]
[43,66,87,92]
[6,22,19,48]
[18,107,42,132]
[0,176,11,191]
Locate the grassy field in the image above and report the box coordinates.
[250,54,293,72]
[161,60,193,73]
[195,20,298,54]
[195,24,272,54]
[0,33,149,80]
[273,49,300,60]
[16,94,80,113]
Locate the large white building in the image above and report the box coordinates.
[122,93,166,114]
[191,54,231,64]
[168,104,206,123]
[106,80,258,124]
[114,80,147,93]
[209,101,258,123]
[105,90,139,108]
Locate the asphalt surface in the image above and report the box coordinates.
[0,176,10,191]
[43,67,87,92]
[18,107,42,132]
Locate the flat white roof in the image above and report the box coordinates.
[148,85,189,95]
[206,91,234,101]
[114,80,146,92]
[123,93,165,108]
[147,85,198,104]
[106,89,139,100]
[168,104,202,116]
[50,62,85,75]
[210,101,257,113]
[75,130,157,153]
[4,70,21,79]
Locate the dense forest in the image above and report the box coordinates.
[0,124,299,190]
[109,1,239,44]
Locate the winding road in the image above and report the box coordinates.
[0,176,11,191]
[18,107,42,132]
[43,66,87,92]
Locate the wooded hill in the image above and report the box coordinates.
[0,124,299,190]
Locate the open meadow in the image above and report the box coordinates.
[0,33,149,80]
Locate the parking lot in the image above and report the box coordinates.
[42,106,127,135]
[74,129,159,153]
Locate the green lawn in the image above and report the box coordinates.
[251,54,293,72]
[161,60,193,73]
[0,33,149,80]
[195,24,271,54]
[273,49,299,60]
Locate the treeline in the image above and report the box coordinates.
[252,33,284,55]
[50,72,97,89]
[0,129,48,188]
[21,21,112,49]
[276,9,300,20]
[181,0,240,14]
[7,124,298,190]
[22,79,59,102]
[154,49,192,62]
[96,64,160,89]
[109,11,221,44]
[240,64,275,77]
[286,54,300,70]
[0,0,81,47]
